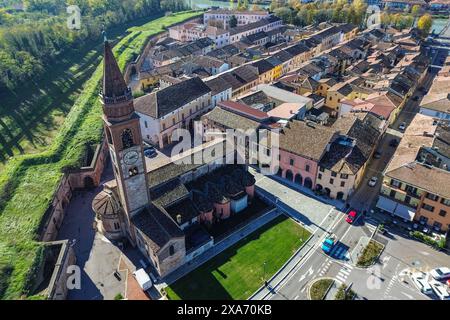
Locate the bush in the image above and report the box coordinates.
[335,284,356,300]
[310,279,333,300]
[357,240,384,267]
[114,293,124,300]
[410,231,445,249]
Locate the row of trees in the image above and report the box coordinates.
[271,0,433,35]
[0,0,188,90]
[271,0,368,28]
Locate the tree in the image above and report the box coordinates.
[242,0,249,10]
[237,0,242,10]
[274,7,292,24]
[229,15,238,28]
[417,14,433,36]
[229,0,234,9]
[411,4,421,17]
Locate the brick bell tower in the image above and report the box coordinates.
[100,40,150,236]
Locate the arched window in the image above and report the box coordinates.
[121,128,134,149]
[129,167,138,177]
[169,245,175,256]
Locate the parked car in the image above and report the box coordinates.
[373,150,382,159]
[411,272,433,295]
[345,210,357,224]
[368,176,378,187]
[322,234,336,254]
[429,279,450,300]
[133,268,153,292]
[398,122,406,131]
[144,147,156,158]
[389,139,399,147]
[412,96,419,101]
[430,267,450,281]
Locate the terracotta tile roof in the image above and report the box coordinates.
[131,206,184,253]
[279,120,336,160]
[103,41,129,98]
[387,162,450,199]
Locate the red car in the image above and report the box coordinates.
[346,211,357,224]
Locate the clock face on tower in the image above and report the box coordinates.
[123,150,139,165]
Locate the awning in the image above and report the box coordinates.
[376,196,416,221]
[394,203,416,222]
[376,196,397,213]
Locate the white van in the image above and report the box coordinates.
[133,268,152,291]
[411,272,432,295]
[429,280,450,300]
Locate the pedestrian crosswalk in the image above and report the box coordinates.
[335,264,354,284]
[318,260,332,277]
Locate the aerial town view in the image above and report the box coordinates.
[0,0,449,308]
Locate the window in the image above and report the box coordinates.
[121,129,134,149]
[319,167,325,172]
[441,198,450,206]
[340,181,345,187]
[144,121,148,128]
[129,167,138,177]
[421,203,435,212]
[340,174,348,179]
[290,159,294,166]
[162,123,166,130]
[426,193,439,201]
[439,209,447,217]
[305,164,310,172]
[390,190,396,198]
[172,118,175,125]
[331,171,337,177]
[169,245,175,256]
[114,222,120,230]
[318,173,322,179]
[329,178,334,185]
[390,179,402,188]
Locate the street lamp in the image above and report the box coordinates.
[263,261,267,287]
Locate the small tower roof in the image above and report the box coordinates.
[103,41,128,98]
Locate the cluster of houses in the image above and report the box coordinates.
[91,8,450,280]
[127,10,433,204]
[377,55,450,233]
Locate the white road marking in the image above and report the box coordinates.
[401,292,414,300]
[336,274,346,282]
[294,295,299,300]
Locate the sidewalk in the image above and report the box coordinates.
[156,208,281,291]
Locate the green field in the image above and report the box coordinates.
[165,215,311,300]
[0,11,202,300]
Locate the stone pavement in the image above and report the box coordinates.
[157,208,281,291]
[349,236,371,265]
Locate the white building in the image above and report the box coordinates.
[204,9,271,29]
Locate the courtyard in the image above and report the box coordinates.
[165,215,311,300]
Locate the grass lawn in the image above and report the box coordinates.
[309,279,334,300]
[356,240,384,268]
[165,215,311,300]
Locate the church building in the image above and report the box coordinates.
[92,41,256,278]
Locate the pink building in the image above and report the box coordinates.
[274,120,337,190]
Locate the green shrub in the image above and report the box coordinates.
[114,293,124,300]
[310,279,333,300]
[357,240,384,267]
